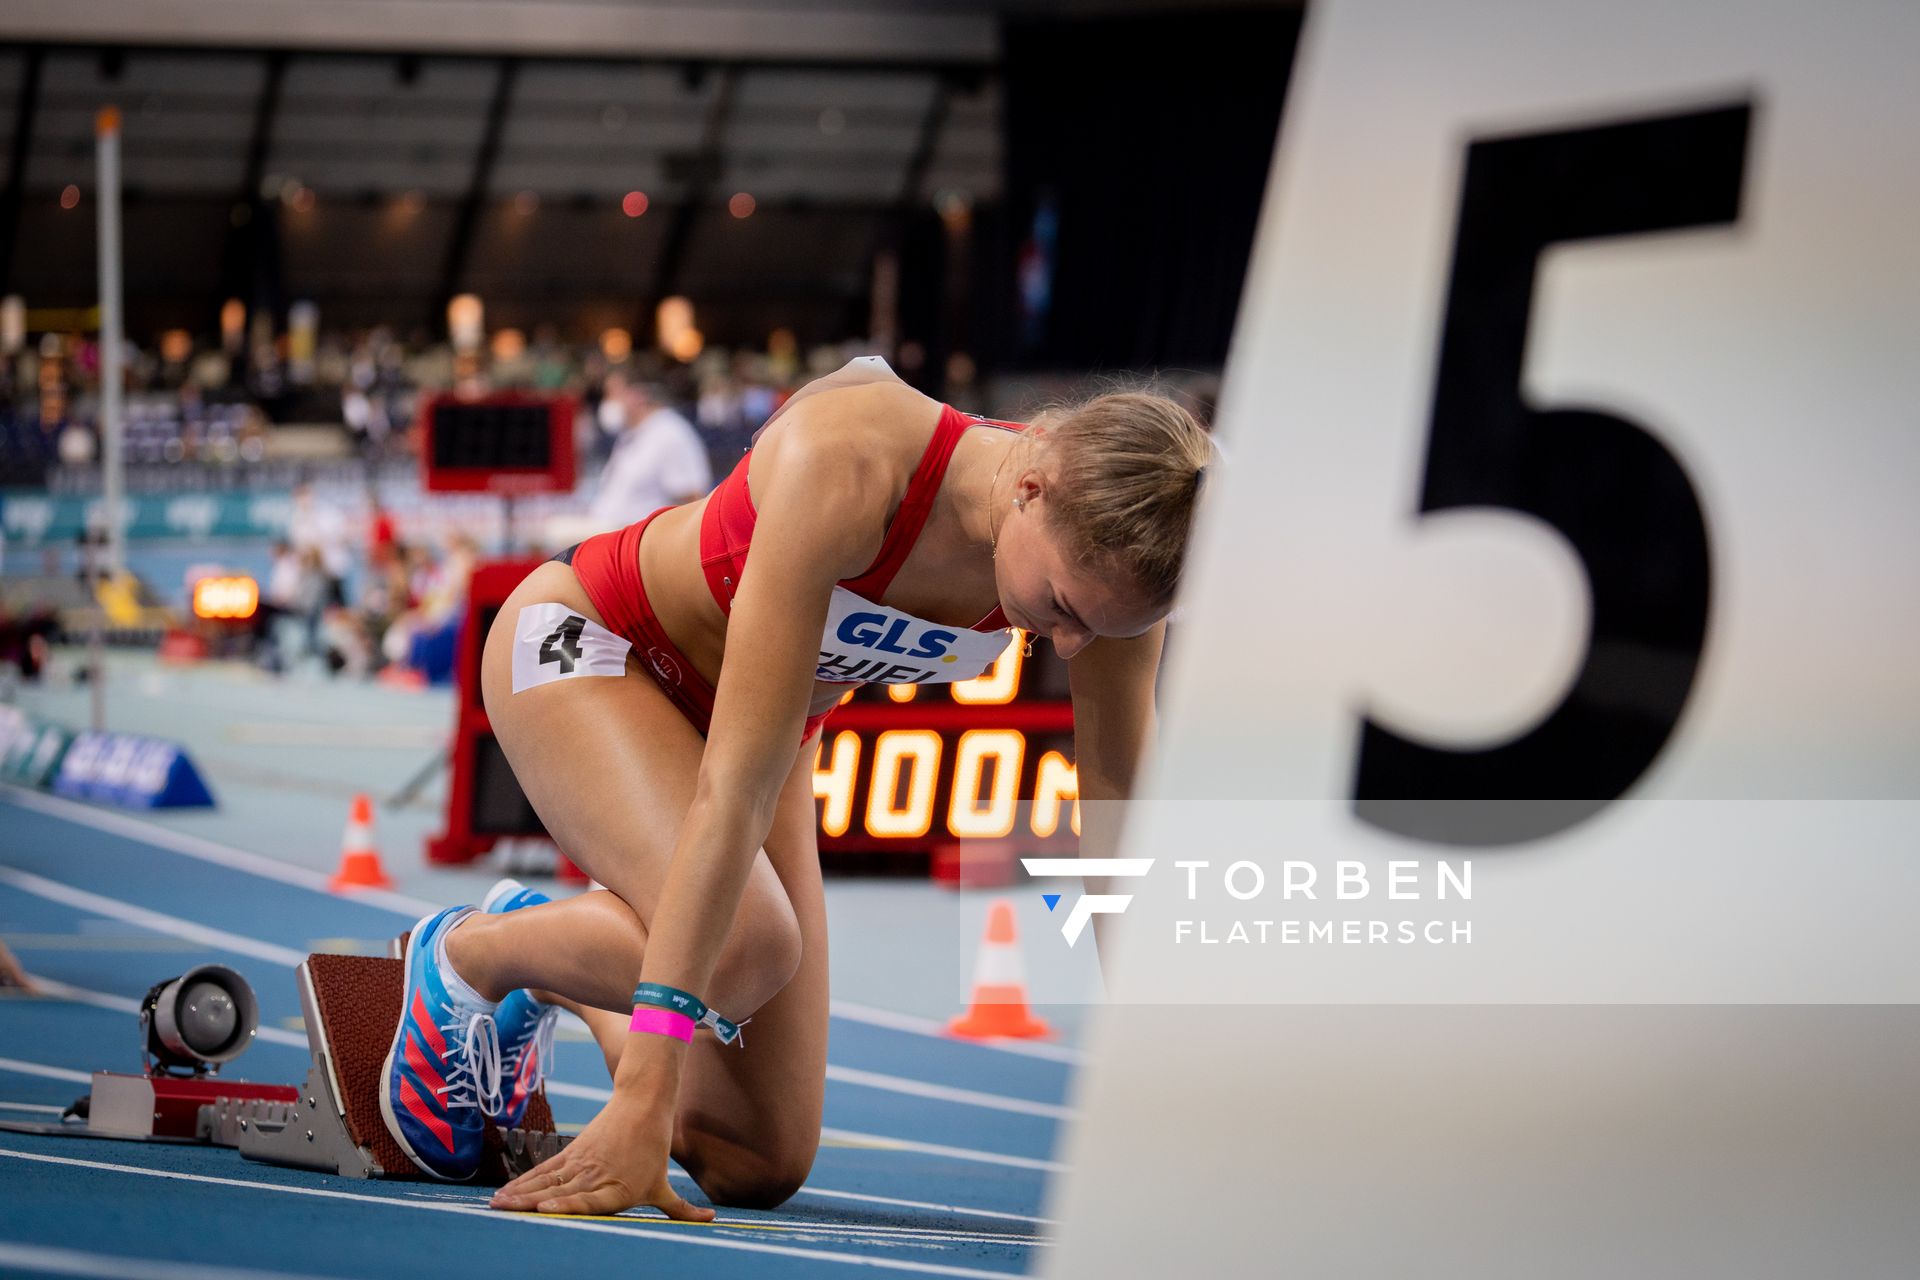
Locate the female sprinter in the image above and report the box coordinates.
[377,357,1212,1217]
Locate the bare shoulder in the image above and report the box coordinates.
[754,379,941,497]
[761,377,939,455]
[749,379,942,575]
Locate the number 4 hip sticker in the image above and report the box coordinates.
[511,602,633,693]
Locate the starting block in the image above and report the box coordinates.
[198,953,556,1183]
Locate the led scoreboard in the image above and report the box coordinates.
[419,393,577,495]
[810,632,1081,864]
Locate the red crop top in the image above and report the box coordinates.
[698,402,1019,632]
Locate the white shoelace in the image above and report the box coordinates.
[502,1005,559,1094]
[436,1009,504,1116]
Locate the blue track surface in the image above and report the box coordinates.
[0,789,1067,1278]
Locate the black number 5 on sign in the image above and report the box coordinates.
[1354,102,1754,847]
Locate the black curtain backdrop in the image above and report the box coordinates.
[999,8,1302,371]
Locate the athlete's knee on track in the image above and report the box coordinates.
[699,1158,811,1211]
[679,1125,815,1210]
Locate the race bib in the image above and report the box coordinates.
[511,602,633,692]
[815,587,1014,685]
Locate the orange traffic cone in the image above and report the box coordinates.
[947,898,1051,1039]
[328,793,395,892]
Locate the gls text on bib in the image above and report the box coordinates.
[815,587,1014,685]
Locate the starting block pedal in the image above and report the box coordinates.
[499,1126,574,1180]
[197,953,554,1183]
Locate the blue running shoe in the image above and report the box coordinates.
[378,906,502,1180]
[481,879,562,1129]
[481,877,551,917]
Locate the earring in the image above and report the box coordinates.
[1013,497,1025,511]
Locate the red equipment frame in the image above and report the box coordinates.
[423,557,585,881]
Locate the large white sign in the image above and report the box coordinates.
[1050,0,1920,1273]
[1085,0,1916,1008]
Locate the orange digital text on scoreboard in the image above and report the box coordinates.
[191,575,259,620]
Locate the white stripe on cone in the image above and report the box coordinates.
[972,940,1027,989]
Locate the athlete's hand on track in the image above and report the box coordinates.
[489,1088,713,1220]
[0,940,34,991]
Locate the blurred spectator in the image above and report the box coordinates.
[287,482,350,608]
[286,547,329,660]
[366,488,398,568]
[263,540,309,615]
[0,602,56,682]
[404,542,438,604]
[529,325,572,391]
[358,543,416,657]
[254,539,312,670]
[586,370,712,531]
[380,532,477,676]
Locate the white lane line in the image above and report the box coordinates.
[540,1079,1063,1173]
[386,1183,1045,1247]
[1,887,1071,1123]
[0,1056,91,1083]
[635,1210,1044,1247]
[0,1242,346,1280]
[784,1185,1054,1228]
[831,1000,1086,1067]
[23,975,142,1015]
[0,1149,1029,1280]
[826,1064,1073,1121]
[0,783,442,916]
[820,1127,1066,1175]
[25,975,312,1051]
[387,1183,1046,1246]
[409,1168,1051,1232]
[0,934,203,951]
[0,869,306,967]
[0,1151,1036,1251]
[2,783,1083,1069]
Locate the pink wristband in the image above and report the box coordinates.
[629,1006,695,1042]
